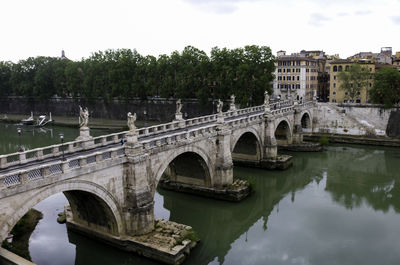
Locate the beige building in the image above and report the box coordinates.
[393,52,400,69]
[329,60,375,103]
[273,50,325,101]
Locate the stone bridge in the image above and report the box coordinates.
[0,98,315,264]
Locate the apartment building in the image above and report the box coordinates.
[273,50,325,101]
[329,60,375,103]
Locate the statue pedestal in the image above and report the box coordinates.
[217,113,224,124]
[125,132,143,156]
[75,127,94,148]
[229,104,236,111]
[174,113,185,128]
[126,132,138,145]
[174,113,183,120]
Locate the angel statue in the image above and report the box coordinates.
[127,112,137,132]
[264,91,270,106]
[79,106,89,128]
[217,99,223,114]
[176,99,182,115]
[230,94,235,105]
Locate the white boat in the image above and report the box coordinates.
[21,112,34,125]
[36,112,53,127]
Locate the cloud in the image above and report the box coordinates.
[337,12,349,17]
[355,10,372,16]
[392,16,400,25]
[309,13,331,27]
[183,0,263,14]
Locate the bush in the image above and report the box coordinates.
[319,136,329,146]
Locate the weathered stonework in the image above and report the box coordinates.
[0,100,315,264]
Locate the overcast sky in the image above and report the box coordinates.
[1,0,399,62]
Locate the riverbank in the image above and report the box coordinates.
[304,133,400,147]
[0,114,159,130]
[1,209,43,261]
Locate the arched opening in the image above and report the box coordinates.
[2,189,120,264]
[232,132,261,163]
[275,120,291,145]
[301,113,311,129]
[161,152,211,187]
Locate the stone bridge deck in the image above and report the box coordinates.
[0,100,314,192]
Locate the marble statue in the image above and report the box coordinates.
[79,106,89,128]
[264,91,270,106]
[217,99,223,114]
[176,99,182,115]
[127,112,137,132]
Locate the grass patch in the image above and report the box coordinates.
[319,136,329,146]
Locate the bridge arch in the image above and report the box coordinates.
[300,111,312,129]
[231,128,262,162]
[1,180,124,242]
[154,145,214,191]
[275,117,293,145]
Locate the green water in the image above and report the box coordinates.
[0,123,118,155]
[2,123,400,265]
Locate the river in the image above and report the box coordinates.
[1,123,400,265]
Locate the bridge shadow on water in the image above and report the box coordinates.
[20,145,400,265]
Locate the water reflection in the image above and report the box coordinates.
[0,123,118,154]
[9,140,400,265]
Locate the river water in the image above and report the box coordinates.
[1,123,400,265]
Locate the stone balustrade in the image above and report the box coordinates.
[0,146,126,193]
[141,124,219,150]
[0,101,312,170]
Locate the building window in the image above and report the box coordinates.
[283,69,286,73]
[334,75,336,80]
[287,76,291,81]
[333,83,336,88]
[297,76,300,81]
[278,69,281,73]
[345,65,349,71]
[333,91,336,95]
[369,83,372,88]
[287,69,291,73]
[333,66,337,72]
[338,66,343,72]
[283,76,285,81]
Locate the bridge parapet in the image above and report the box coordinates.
[141,124,219,151]
[0,146,125,197]
[271,105,295,116]
[0,131,126,170]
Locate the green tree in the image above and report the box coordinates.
[0,61,13,98]
[370,67,400,108]
[337,63,371,102]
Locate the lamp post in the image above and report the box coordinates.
[143,110,147,127]
[59,133,65,161]
[17,127,23,152]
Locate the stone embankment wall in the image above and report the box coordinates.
[312,103,400,137]
[0,97,215,122]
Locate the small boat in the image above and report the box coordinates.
[21,112,34,125]
[36,112,53,127]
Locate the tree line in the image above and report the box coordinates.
[0,45,275,107]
